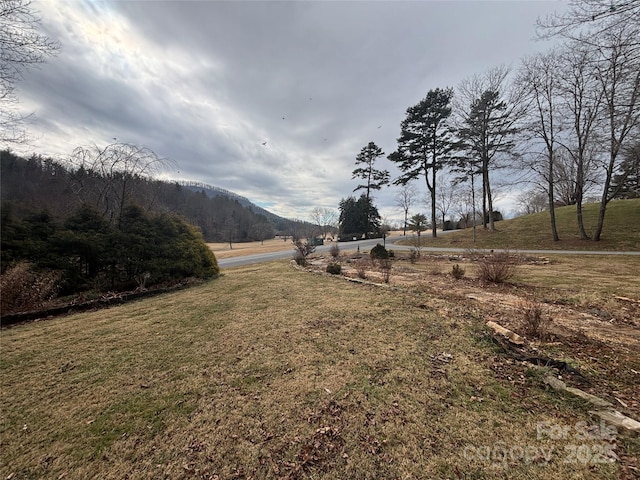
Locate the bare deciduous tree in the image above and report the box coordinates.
[67,142,170,227]
[434,177,459,229]
[1,0,58,144]
[556,41,604,239]
[515,188,548,216]
[394,182,417,236]
[309,206,338,240]
[590,20,640,240]
[518,51,563,240]
[537,0,640,45]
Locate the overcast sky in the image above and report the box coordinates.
[14,0,567,223]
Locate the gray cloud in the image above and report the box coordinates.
[12,0,565,221]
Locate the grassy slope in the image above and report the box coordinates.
[413,198,640,251]
[1,262,629,479]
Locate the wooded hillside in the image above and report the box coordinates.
[0,150,306,243]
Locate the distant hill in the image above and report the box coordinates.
[179,181,286,224]
[0,150,311,243]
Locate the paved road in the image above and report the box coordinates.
[218,235,639,269]
[218,236,402,268]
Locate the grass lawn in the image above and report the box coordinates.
[405,198,640,252]
[2,259,636,479]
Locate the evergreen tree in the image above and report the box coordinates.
[609,143,640,199]
[55,205,111,290]
[338,194,381,239]
[458,89,518,231]
[352,141,389,201]
[407,213,428,239]
[389,88,457,238]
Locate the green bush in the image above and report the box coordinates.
[326,263,342,275]
[451,264,465,279]
[0,204,220,296]
[369,243,389,260]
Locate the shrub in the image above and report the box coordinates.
[354,258,368,279]
[427,260,442,275]
[451,264,465,279]
[0,262,61,314]
[369,243,389,261]
[409,248,420,264]
[117,207,220,288]
[292,238,316,266]
[379,258,392,283]
[476,251,520,284]
[326,263,342,275]
[519,300,551,340]
[293,252,306,266]
[329,243,340,259]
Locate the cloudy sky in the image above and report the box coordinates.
[14,0,567,223]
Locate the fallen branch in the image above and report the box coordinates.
[486,320,525,345]
[613,295,640,304]
[487,321,587,380]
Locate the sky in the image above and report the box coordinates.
[13,0,567,224]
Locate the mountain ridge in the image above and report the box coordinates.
[177,180,287,224]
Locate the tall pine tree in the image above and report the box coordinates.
[389,88,457,237]
[352,141,389,201]
[458,90,518,231]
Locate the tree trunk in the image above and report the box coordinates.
[593,153,616,242]
[575,160,589,239]
[484,167,495,231]
[548,196,559,241]
[471,174,477,243]
[576,201,589,239]
[482,176,488,229]
[593,200,607,242]
[548,159,559,241]
[429,174,437,238]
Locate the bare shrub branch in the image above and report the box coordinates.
[378,258,392,283]
[475,250,521,284]
[518,300,552,340]
[0,261,60,314]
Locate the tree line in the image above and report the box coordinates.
[339,1,639,242]
[0,149,316,245]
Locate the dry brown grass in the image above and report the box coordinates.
[209,232,406,260]
[208,237,296,259]
[1,259,636,479]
